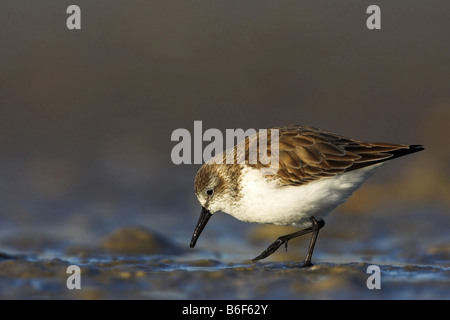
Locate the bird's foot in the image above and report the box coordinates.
[251,237,288,262]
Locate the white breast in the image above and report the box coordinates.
[227,164,383,227]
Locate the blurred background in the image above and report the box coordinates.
[0,1,449,264]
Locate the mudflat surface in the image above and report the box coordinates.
[1,202,449,299]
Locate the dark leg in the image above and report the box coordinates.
[251,218,325,263]
[303,217,322,267]
[251,227,314,262]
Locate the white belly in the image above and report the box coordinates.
[227,164,383,227]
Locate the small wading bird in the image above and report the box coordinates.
[190,125,424,267]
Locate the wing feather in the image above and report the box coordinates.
[242,125,422,186]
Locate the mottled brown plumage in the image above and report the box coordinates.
[225,125,424,187]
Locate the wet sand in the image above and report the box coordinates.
[1,205,449,300]
[1,254,449,300]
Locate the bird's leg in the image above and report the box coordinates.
[302,217,324,267]
[251,217,325,265]
[252,224,315,262]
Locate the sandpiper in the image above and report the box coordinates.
[190,125,424,267]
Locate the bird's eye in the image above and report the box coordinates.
[206,189,213,196]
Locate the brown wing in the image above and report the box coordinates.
[245,125,424,186]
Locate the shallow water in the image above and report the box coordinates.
[1,254,449,300]
[1,198,449,299]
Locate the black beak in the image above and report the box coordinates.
[190,207,212,248]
